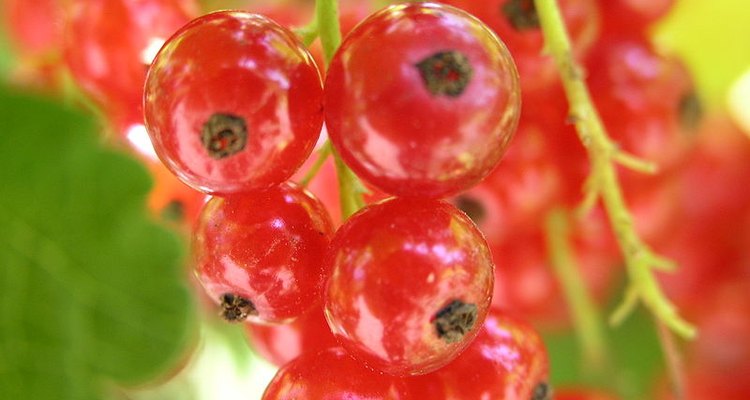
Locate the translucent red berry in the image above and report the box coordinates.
[407,309,550,399]
[64,0,196,131]
[325,198,494,375]
[144,11,324,194]
[262,347,411,399]
[193,182,334,323]
[325,2,521,198]
[245,305,337,367]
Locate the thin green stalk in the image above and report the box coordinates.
[533,0,695,340]
[315,0,365,219]
[544,208,609,374]
[315,0,342,62]
[656,319,687,400]
[299,141,332,187]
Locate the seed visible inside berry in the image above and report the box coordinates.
[501,0,540,31]
[416,50,473,97]
[201,113,248,159]
[220,293,257,322]
[434,299,478,343]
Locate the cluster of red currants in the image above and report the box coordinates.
[6,0,750,398]
[141,2,557,398]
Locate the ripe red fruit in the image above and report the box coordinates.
[441,0,600,93]
[193,182,334,323]
[325,2,521,198]
[325,198,494,376]
[65,0,197,132]
[245,305,337,367]
[406,309,551,399]
[586,37,698,179]
[144,11,324,194]
[262,347,410,399]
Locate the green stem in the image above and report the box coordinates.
[316,0,342,62]
[299,141,332,187]
[533,0,695,339]
[544,208,609,374]
[315,0,365,219]
[656,318,687,400]
[295,17,319,47]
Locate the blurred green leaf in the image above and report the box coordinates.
[545,294,663,399]
[0,88,197,399]
[655,0,750,107]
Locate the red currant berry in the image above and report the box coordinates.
[144,11,324,194]
[325,2,521,198]
[262,347,410,399]
[406,309,550,399]
[2,0,64,57]
[325,198,494,376]
[193,182,334,323]
[245,304,337,367]
[441,0,600,93]
[587,37,699,177]
[601,0,675,33]
[64,0,196,131]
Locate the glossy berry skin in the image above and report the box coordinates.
[65,0,196,131]
[245,305,337,367]
[325,198,494,376]
[441,0,600,93]
[144,11,324,194]
[193,182,334,324]
[407,309,550,399]
[262,347,410,399]
[325,2,520,198]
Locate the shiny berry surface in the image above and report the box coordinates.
[65,0,196,130]
[407,309,550,399]
[262,347,410,399]
[441,0,600,93]
[245,304,337,367]
[325,198,494,375]
[325,2,520,198]
[193,182,334,323]
[144,11,324,194]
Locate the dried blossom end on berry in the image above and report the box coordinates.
[415,51,473,97]
[434,299,478,343]
[220,293,257,322]
[501,0,540,31]
[201,113,248,159]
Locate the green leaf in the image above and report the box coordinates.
[0,88,197,399]
[544,298,663,400]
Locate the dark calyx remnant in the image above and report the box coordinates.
[678,90,703,131]
[219,293,257,322]
[454,195,487,225]
[532,382,552,400]
[434,299,478,343]
[501,0,540,31]
[201,113,248,159]
[415,50,473,97]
